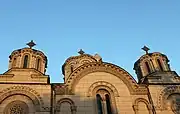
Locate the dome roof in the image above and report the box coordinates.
[8,40,48,74]
[134,52,169,68]
[62,50,102,75]
[9,47,47,62]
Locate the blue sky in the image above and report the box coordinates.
[0,0,180,83]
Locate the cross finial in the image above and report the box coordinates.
[78,49,85,55]
[142,46,150,54]
[26,40,36,49]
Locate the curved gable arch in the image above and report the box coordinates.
[134,98,150,107]
[158,86,180,110]
[133,98,152,114]
[66,62,147,95]
[57,98,75,105]
[0,86,44,111]
[87,81,119,97]
[56,98,76,112]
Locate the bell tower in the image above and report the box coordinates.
[134,46,178,84]
[8,40,47,74]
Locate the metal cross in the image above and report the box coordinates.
[78,49,85,55]
[26,40,36,48]
[142,46,150,54]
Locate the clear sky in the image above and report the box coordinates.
[0,0,180,83]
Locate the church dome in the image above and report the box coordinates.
[134,46,170,83]
[62,49,102,82]
[8,40,47,74]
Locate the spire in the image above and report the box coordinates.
[142,46,150,54]
[78,49,85,55]
[26,40,36,49]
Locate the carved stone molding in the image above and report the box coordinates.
[0,86,44,111]
[56,98,76,113]
[133,98,153,114]
[87,81,119,97]
[4,100,29,114]
[66,62,148,95]
[158,86,180,110]
[138,52,168,63]
[64,54,97,67]
[53,84,73,95]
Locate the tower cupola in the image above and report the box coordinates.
[8,40,47,74]
[134,46,172,84]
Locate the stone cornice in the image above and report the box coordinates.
[3,68,46,76]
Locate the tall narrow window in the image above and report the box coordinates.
[23,55,28,68]
[96,94,103,114]
[157,59,163,71]
[37,58,41,71]
[145,62,151,73]
[70,66,73,72]
[12,58,17,67]
[105,94,112,114]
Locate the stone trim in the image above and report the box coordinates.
[90,82,118,114]
[21,53,31,68]
[63,54,97,67]
[133,98,153,114]
[56,98,77,113]
[0,86,44,111]
[87,81,119,97]
[66,62,147,95]
[158,86,180,110]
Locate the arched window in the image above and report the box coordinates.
[23,55,28,68]
[145,62,151,73]
[12,58,17,67]
[166,93,180,113]
[96,89,112,114]
[105,94,112,114]
[56,98,76,114]
[36,58,41,71]
[71,66,73,72]
[96,94,103,114]
[157,59,163,71]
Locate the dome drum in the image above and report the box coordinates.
[9,46,47,74]
[134,48,173,84]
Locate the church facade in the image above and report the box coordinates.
[0,41,180,114]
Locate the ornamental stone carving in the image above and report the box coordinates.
[4,100,29,114]
[66,62,147,95]
[158,86,180,110]
[56,98,77,114]
[0,86,44,111]
[87,81,119,97]
[133,98,153,114]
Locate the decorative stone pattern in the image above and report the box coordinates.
[158,86,180,110]
[87,81,119,97]
[56,98,77,114]
[53,84,73,95]
[4,100,29,114]
[66,62,148,95]
[133,98,153,114]
[9,47,47,74]
[0,86,44,111]
[62,53,98,82]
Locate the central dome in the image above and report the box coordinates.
[62,49,102,81]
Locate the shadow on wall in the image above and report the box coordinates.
[52,83,118,114]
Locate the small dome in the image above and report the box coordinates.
[62,49,102,82]
[8,41,48,74]
[134,46,170,83]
